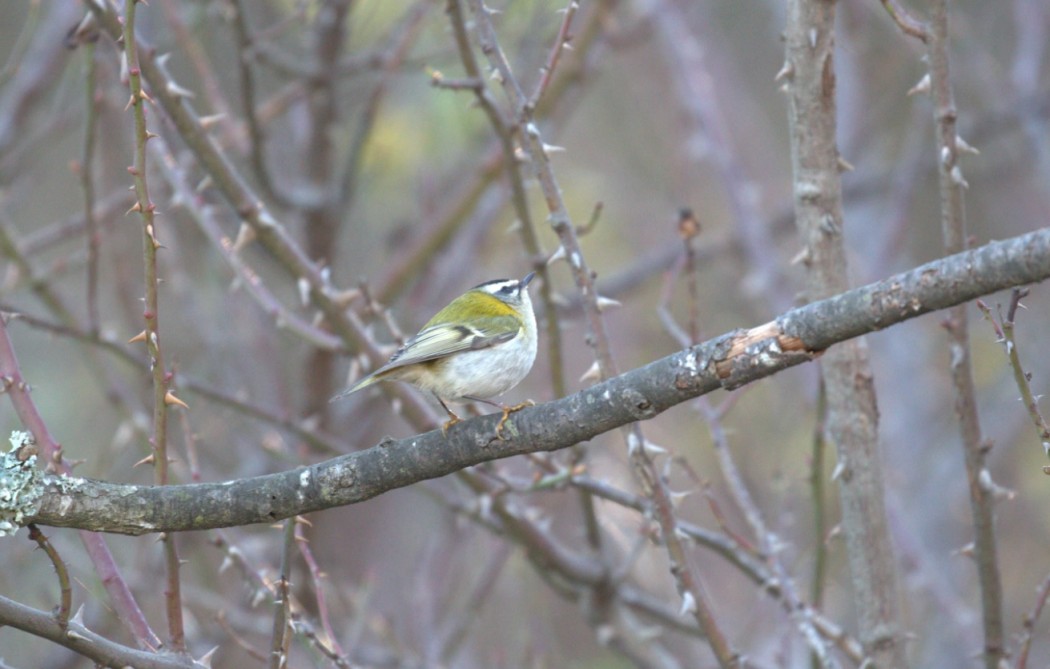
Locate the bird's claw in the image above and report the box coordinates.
[495,400,535,439]
[441,413,462,436]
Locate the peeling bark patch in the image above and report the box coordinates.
[821,52,835,100]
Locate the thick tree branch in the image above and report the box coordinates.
[19,226,1050,535]
[785,2,904,662]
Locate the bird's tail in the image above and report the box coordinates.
[329,372,380,403]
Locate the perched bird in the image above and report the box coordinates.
[334,273,538,434]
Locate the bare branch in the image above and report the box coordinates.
[21,226,1050,535]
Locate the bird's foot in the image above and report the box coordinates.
[495,400,535,440]
[441,412,462,437]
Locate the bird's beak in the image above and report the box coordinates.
[520,272,536,290]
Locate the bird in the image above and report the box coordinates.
[333,272,538,435]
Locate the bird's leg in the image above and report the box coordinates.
[465,396,535,439]
[435,395,462,435]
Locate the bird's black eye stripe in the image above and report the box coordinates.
[472,278,514,291]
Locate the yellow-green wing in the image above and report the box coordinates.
[330,315,521,401]
[376,315,521,373]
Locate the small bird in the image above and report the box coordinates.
[334,272,538,434]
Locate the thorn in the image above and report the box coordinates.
[126,202,142,216]
[331,288,361,310]
[837,156,854,172]
[546,245,567,265]
[146,223,161,248]
[950,165,969,189]
[954,541,976,559]
[197,642,219,663]
[978,468,1015,501]
[133,453,155,467]
[907,73,931,96]
[774,61,793,82]
[626,432,641,456]
[642,440,667,456]
[578,360,601,384]
[231,223,256,252]
[198,113,226,130]
[252,209,277,230]
[128,330,148,344]
[955,135,980,155]
[831,460,846,482]
[165,81,195,99]
[669,489,694,507]
[679,591,697,616]
[164,391,189,410]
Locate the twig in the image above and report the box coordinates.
[294,521,347,660]
[269,518,297,669]
[879,0,930,43]
[435,540,512,665]
[808,379,829,645]
[78,41,100,336]
[0,0,43,87]
[337,1,430,214]
[0,593,192,669]
[229,0,287,207]
[699,400,840,668]
[527,0,579,109]
[977,290,1050,470]
[927,1,1004,664]
[26,524,71,628]
[1014,571,1050,669]
[121,0,184,649]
